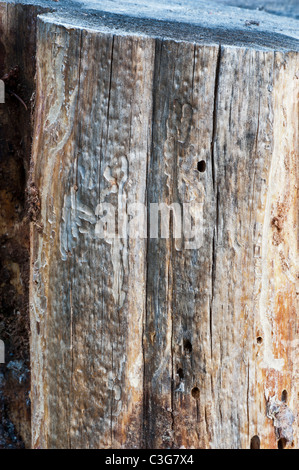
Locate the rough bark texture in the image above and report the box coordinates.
[30,13,298,449]
[0,2,42,448]
[0,0,298,450]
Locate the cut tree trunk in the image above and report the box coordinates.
[0,0,298,449]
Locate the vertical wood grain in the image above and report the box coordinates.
[31,16,298,449]
[31,18,155,448]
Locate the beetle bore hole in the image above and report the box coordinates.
[281,389,288,403]
[256,336,263,344]
[250,435,260,449]
[183,339,192,354]
[191,387,200,399]
[278,438,287,449]
[177,368,184,380]
[197,160,206,173]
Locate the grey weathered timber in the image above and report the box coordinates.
[0,0,298,449]
[31,20,155,448]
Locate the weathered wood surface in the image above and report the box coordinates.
[29,6,298,449]
[0,2,45,448]
[30,19,155,449]
[0,0,297,449]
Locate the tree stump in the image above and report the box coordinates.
[0,0,298,449]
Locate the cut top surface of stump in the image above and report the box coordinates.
[4,0,299,51]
